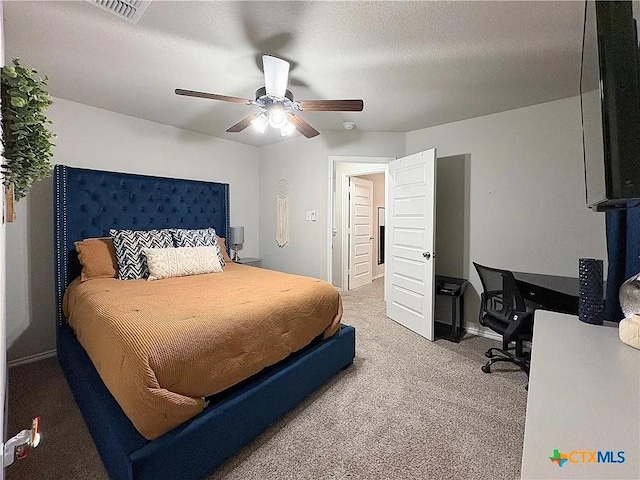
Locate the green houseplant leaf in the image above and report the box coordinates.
[1,58,55,200]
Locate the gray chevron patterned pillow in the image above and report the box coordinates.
[171,228,226,267]
[109,228,174,280]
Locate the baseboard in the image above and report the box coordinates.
[372,273,384,281]
[8,349,57,368]
[465,324,503,342]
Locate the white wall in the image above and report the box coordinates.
[406,96,607,334]
[435,155,468,279]
[259,132,405,279]
[7,98,259,362]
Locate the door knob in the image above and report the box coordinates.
[423,252,431,259]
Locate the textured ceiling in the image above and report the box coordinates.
[4,1,585,147]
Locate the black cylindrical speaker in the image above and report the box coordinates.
[578,258,604,325]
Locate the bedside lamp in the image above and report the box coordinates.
[230,226,244,262]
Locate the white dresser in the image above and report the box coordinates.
[521,311,640,479]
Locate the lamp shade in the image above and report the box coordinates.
[230,226,244,245]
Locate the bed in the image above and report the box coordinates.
[53,165,356,480]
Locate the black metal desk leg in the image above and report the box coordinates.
[451,297,457,340]
[460,294,465,335]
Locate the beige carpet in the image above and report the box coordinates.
[8,279,527,480]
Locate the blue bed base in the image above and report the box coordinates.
[58,323,355,480]
[53,166,356,479]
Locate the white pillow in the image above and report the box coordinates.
[143,246,223,281]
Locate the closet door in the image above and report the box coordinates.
[348,176,373,290]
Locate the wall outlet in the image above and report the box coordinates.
[305,210,317,222]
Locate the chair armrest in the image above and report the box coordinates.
[504,311,534,342]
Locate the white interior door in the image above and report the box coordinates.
[348,176,373,290]
[385,149,437,340]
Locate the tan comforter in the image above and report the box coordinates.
[63,262,342,440]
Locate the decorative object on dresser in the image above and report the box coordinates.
[276,178,290,247]
[619,314,640,350]
[619,271,640,350]
[229,226,244,261]
[619,271,640,319]
[578,258,604,325]
[236,257,262,268]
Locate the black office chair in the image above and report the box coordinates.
[473,262,535,376]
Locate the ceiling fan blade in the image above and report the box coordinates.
[175,89,252,105]
[297,99,364,112]
[287,113,320,138]
[262,55,290,98]
[226,113,261,133]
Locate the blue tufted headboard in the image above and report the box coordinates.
[53,165,230,326]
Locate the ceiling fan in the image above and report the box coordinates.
[175,55,364,138]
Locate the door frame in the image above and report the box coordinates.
[327,156,392,293]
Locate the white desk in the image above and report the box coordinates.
[521,311,640,479]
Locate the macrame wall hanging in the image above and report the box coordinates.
[275,178,290,247]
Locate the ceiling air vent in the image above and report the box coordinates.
[88,0,151,24]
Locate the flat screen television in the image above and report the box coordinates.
[580,1,640,211]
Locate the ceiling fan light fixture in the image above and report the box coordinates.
[280,123,296,137]
[268,108,288,129]
[176,55,363,140]
[251,113,268,134]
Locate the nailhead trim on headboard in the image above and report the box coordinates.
[54,166,70,326]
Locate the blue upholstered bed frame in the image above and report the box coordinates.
[53,165,356,480]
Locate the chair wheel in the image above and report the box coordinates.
[481,365,491,374]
